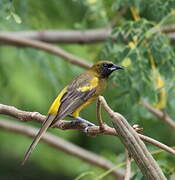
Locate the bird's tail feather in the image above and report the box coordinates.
[21,114,56,165]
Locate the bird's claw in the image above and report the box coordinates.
[83,126,89,134]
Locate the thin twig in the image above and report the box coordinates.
[124,149,131,180]
[96,97,104,128]
[0,118,124,179]
[142,100,175,130]
[0,35,91,69]
[0,103,175,156]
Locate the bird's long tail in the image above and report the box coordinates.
[21,114,56,165]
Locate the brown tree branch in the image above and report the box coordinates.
[98,96,166,179]
[124,149,131,180]
[142,100,175,130]
[170,32,175,42]
[0,103,175,156]
[0,35,91,69]
[0,118,124,179]
[96,97,104,128]
[0,29,111,44]
[0,26,174,44]
[150,24,175,34]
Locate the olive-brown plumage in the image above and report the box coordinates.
[21,61,123,165]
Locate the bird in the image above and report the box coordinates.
[21,61,123,165]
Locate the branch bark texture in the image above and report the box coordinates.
[124,149,131,180]
[98,96,166,180]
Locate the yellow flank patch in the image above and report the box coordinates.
[71,98,94,118]
[77,77,99,92]
[48,87,67,115]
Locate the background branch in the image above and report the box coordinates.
[0,28,111,44]
[0,35,91,69]
[142,100,175,130]
[150,24,175,34]
[0,118,124,179]
[0,26,174,44]
[124,149,131,180]
[170,32,175,43]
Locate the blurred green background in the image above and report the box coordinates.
[0,0,175,179]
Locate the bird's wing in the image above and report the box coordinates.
[51,88,96,125]
[50,73,98,126]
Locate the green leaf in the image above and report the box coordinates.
[5,14,11,20]
[11,12,22,24]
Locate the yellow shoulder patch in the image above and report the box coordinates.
[48,86,68,115]
[77,77,99,92]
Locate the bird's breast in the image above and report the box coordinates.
[95,78,107,95]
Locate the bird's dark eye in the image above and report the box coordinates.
[103,64,108,67]
[108,64,113,67]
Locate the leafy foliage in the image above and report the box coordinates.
[101,17,175,117]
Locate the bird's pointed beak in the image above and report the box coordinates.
[109,64,123,71]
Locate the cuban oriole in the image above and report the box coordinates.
[22,61,123,165]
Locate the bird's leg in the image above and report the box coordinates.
[68,116,95,133]
[75,116,95,126]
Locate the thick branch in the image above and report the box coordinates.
[98,96,166,179]
[0,35,91,69]
[142,100,175,130]
[170,32,175,42]
[0,118,124,179]
[0,103,175,157]
[150,25,175,34]
[0,29,111,44]
[0,26,174,44]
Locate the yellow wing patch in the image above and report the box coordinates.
[77,77,99,92]
[48,87,68,115]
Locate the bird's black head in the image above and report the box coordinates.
[91,61,123,78]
